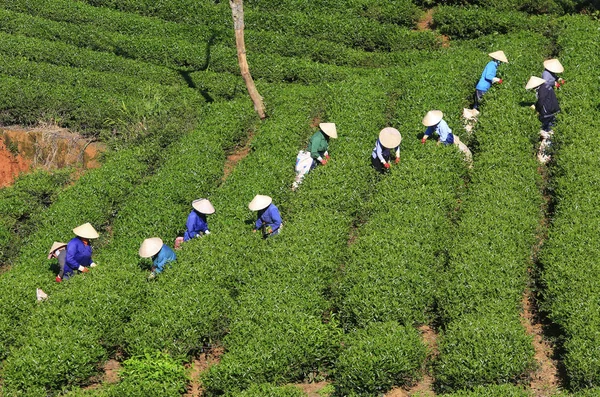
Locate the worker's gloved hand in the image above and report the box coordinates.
[530,104,536,110]
[395,157,400,164]
[492,77,502,84]
[384,162,390,169]
[252,229,257,233]
[498,78,503,84]
[55,276,62,283]
[321,159,328,165]
[325,152,330,159]
[204,230,210,235]
[78,266,89,273]
[90,262,97,268]
[421,137,427,144]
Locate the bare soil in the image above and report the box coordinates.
[522,288,560,396]
[385,325,437,397]
[222,131,254,182]
[294,381,331,396]
[0,125,104,186]
[416,9,449,48]
[84,359,122,390]
[184,346,224,397]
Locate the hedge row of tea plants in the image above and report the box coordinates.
[432,6,551,39]
[538,15,600,390]
[0,169,72,266]
[0,0,222,41]
[1,99,256,395]
[0,32,185,86]
[0,9,214,71]
[0,143,162,362]
[335,46,476,331]
[330,43,488,395]
[433,33,548,391]
[0,71,208,138]
[200,75,398,394]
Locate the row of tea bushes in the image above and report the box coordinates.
[433,32,548,391]
[1,99,256,395]
[0,169,72,266]
[538,15,600,390]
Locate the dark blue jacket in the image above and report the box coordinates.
[184,210,208,241]
[64,237,92,277]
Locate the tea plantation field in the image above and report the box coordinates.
[0,0,598,396]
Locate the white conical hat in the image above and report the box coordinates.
[248,195,272,211]
[192,198,215,214]
[379,127,402,149]
[543,59,564,73]
[526,76,546,90]
[139,237,163,258]
[422,110,443,127]
[48,241,67,254]
[489,51,508,63]
[319,123,337,138]
[72,223,99,239]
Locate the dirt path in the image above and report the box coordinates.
[417,9,435,31]
[294,381,331,396]
[521,158,561,395]
[84,359,122,389]
[184,347,223,397]
[385,325,437,397]
[521,289,559,396]
[222,130,254,182]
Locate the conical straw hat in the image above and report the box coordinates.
[139,237,163,258]
[72,223,99,239]
[543,59,564,73]
[379,127,402,149]
[526,76,546,90]
[192,198,215,214]
[319,123,337,139]
[48,241,67,254]
[248,195,272,211]
[489,50,508,63]
[422,110,443,127]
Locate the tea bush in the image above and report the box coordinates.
[538,15,600,390]
[0,169,72,266]
[433,32,547,391]
[333,322,426,395]
[1,100,256,394]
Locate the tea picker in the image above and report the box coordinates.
[64,222,99,280]
[249,195,282,238]
[293,122,337,190]
[371,127,401,174]
[472,50,509,110]
[48,241,67,283]
[421,110,473,165]
[542,59,565,89]
[526,76,560,164]
[174,198,215,249]
[139,237,177,280]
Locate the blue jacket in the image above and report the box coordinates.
[255,204,282,233]
[64,237,93,276]
[153,245,177,274]
[425,119,454,145]
[184,210,208,241]
[476,60,499,92]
